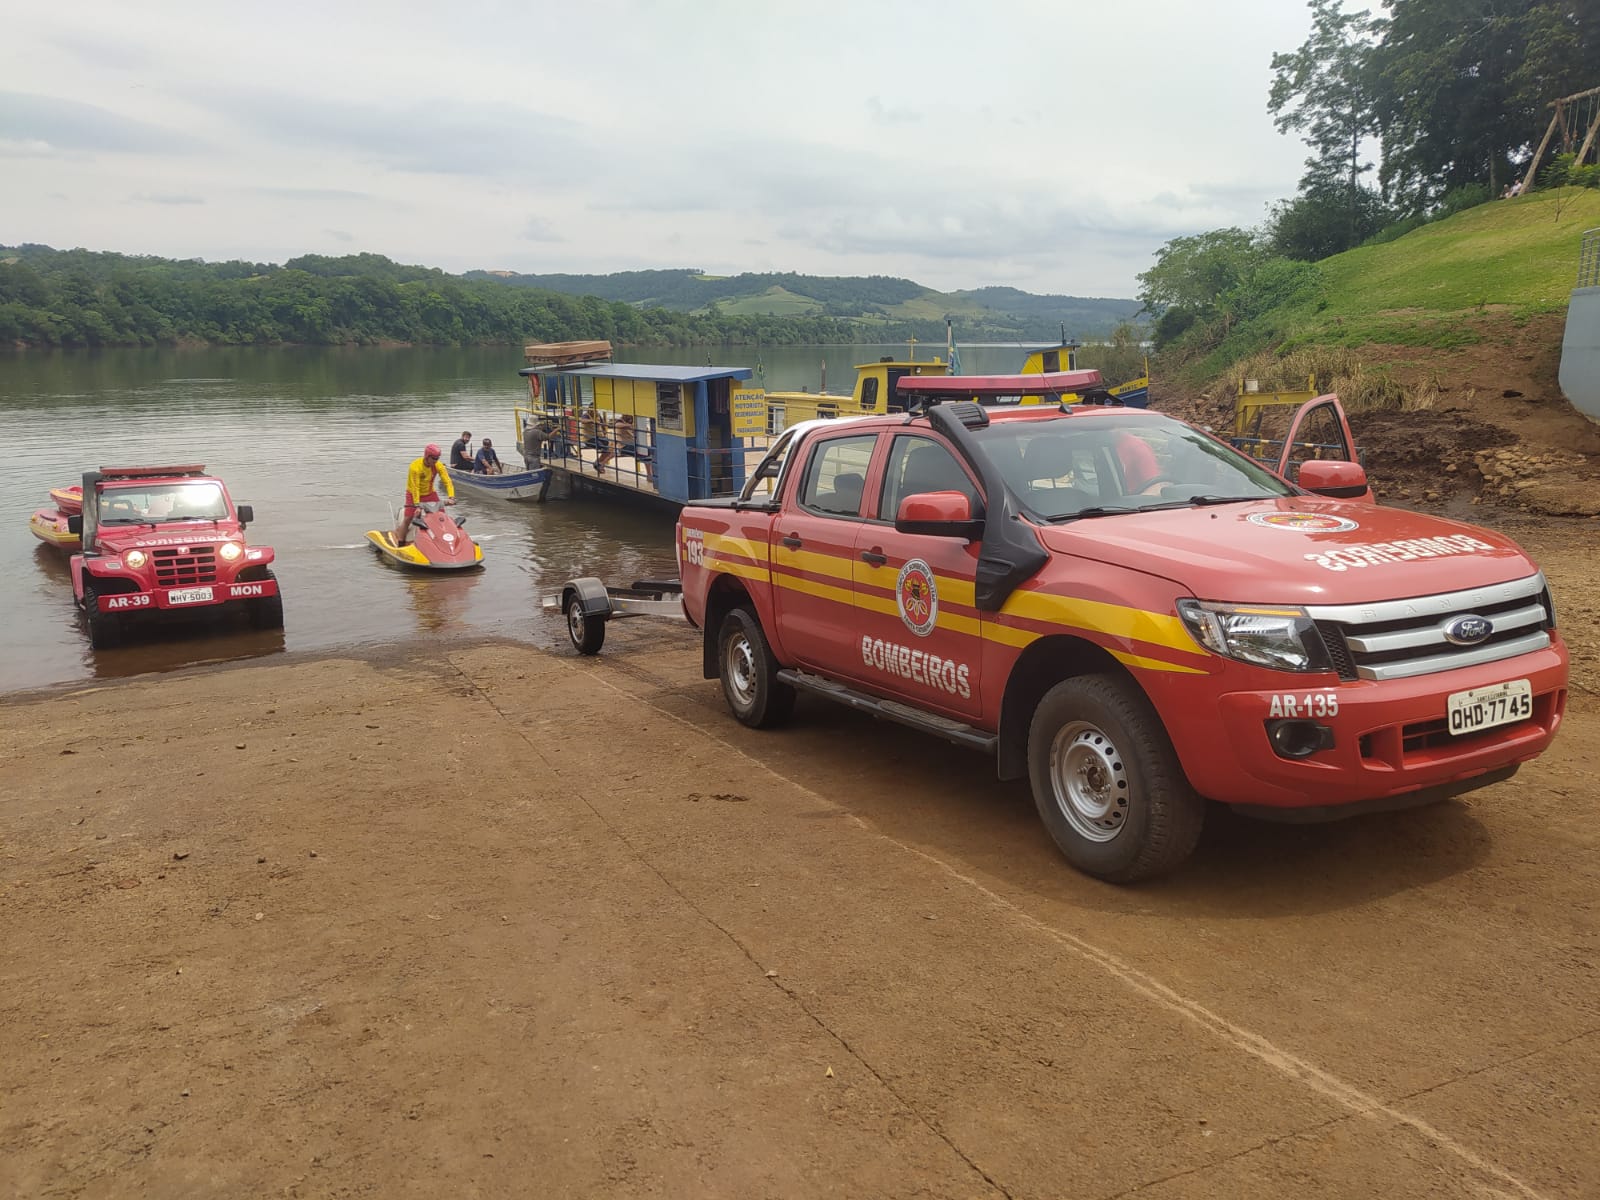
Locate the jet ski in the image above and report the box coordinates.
[365,501,483,570]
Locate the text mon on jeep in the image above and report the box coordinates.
[68,464,282,649]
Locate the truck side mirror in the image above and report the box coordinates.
[67,515,83,535]
[895,491,984,540]
[1297,460,1370,499]
[237,504,254,526]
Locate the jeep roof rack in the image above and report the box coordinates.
[97,464,207,479]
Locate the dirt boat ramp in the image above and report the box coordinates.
[3,532,1598,1198]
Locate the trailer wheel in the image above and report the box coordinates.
[567,594,606,655]
[1027,674,1203,883]
[82,586,122,650]
[717,607,794,728]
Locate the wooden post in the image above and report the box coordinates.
[1521,111,1561,193]
[1577,105,1600,168]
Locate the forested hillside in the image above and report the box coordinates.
[463,268,1140,339]
[0,247,1139,350]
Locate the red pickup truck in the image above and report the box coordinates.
[673,386,1568,882]
[68,464,283,648]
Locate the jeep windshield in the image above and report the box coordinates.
[970,413,1293,522]
[98,481,229,524]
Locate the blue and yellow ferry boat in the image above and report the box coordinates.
[517,342,756,507]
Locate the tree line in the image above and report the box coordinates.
[1140,0,1598,357]
[0,246,1111,351]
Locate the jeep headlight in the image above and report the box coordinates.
[219,542,243,561]
[125,550,148,569]
[1176,599,1333,673]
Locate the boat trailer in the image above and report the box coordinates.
[547,576,684,655]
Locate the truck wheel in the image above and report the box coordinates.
[82,586,122,650]
[718,607,794,728]
[1027,675,1203,883]
[567,594,606,655]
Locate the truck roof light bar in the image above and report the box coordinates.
[97,464,207,478]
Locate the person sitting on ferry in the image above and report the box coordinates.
[449,430,473,471]
[474,437,503,475]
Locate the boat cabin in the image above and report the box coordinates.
[760,355,952,428]
[518,342,755,505]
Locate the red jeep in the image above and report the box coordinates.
[68,465,283,648]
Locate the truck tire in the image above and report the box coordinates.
[1027,674,1203,883]
[567,594,606,655]
[718,607,795,728]
[82,586,122,650]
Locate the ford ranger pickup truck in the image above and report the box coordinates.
[68,464,283,648]
[673,387,1568,882]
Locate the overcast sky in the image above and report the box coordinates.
[2,0,1336,299]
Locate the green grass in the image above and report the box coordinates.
[713,286,824,317]
[1308,189,1600,327]
[1181,189,1600,386]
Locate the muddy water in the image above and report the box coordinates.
[3,343,1024,690]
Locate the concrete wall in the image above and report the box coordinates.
[1560,286,1600,424]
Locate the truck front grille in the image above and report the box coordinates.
[1307,573,1553,681]
[153,545,218,587]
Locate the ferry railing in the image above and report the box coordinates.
[519,401,660,494]
[1579,228,1600,290]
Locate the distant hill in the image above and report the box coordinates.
[460,268,1141,341]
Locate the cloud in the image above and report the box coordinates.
[325,229,355,243]
[45,30,155,72]
[191,84,591,179]
[0,91,201,154]
[130,193,205,205]
[866,96,920,125]
[521,218,562,243]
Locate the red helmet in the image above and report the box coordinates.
[424,443,441,459]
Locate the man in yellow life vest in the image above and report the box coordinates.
[392,443,455,547]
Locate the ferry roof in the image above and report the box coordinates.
[896,369,1103,395]
[518,363,753,383]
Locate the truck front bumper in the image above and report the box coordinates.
[1158,642,1568,813]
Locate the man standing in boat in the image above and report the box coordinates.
[393,443,455,547]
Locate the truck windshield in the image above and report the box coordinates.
[98,481,229,524]
[970,413,1293,522]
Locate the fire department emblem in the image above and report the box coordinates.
[896,558,938,637]
[1247,512,1359,533]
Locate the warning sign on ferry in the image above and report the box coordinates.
[731,386,768,437]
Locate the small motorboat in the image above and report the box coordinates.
[49,485,83,515]
[30,507,80,550]
[365,502,483,570]
[449,464,550,502]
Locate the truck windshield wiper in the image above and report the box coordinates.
[1052,505,1141,521]
[1185,494,1266,506]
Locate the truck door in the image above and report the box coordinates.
[770,431,879,676]
[1277,395,1370,498]
[850,434,985,721]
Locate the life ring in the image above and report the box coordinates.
[528,374,542,400]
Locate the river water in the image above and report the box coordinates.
[2,343,1028,690]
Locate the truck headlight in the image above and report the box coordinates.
[125,550,148,568]
[1176,599,1333,673]
[219,542,243,561]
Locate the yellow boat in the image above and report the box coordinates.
[30,507,80,550]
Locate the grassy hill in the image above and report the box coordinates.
[1199,189,1600,381]
[461,267,1142,341]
